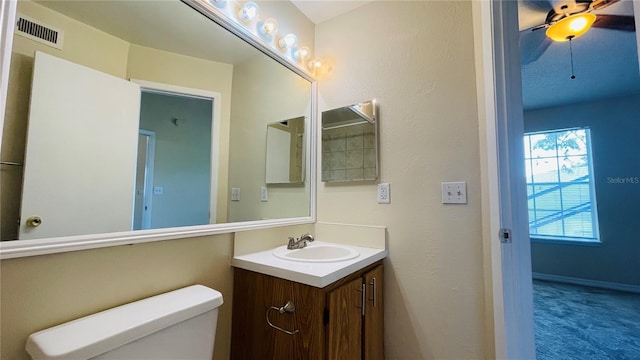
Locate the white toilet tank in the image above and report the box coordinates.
[26,285,223,360]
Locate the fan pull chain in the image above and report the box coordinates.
[568,36,576,79]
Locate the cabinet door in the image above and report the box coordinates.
[231,269,325,359]
[327,277,363,359]
[364,265,384,359]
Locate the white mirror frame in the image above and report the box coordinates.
[0,0,317,259]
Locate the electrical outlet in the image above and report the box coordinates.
[441,182,467,204]
[377,183,390,204]
[231,188,241,201]
[260,186,268,202]
[153,186,163,195]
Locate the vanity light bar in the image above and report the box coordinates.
[200,0,319,76]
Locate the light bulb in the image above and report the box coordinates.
[209,0,226,8]
[259,18,278,36]
[239,2,259,22]
[308,58,322,70]
[293,46,310,62]
[546,13,596,42]
[278,34,298,49]
[569,17,588,32]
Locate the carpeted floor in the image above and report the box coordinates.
[533,280,640,360]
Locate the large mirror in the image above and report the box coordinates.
[0,0,313,246]
[321,100,378,182]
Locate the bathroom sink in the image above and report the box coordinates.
[272,243,359,263]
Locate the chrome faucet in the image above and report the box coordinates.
[287,233,314,249]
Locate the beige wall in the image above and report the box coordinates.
[0,234,234,360]
[227,53,312,222]
[127,44,234,223]
[315,1,487,358]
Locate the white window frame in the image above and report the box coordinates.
[524,127,600,245]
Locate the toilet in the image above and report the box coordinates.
[26,285,223,360]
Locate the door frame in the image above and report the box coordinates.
[475,1,535,358]
[0,0,16,143]
[131,79,222,225]
[136,129,156,230]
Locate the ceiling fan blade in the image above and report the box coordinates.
[589,0,620,11]
[520,30,553,65]
[592,14,636,32]
[531,23,550,32]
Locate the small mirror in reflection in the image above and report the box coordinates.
[265,117,305,185]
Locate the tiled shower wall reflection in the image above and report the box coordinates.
[322,124,376,181]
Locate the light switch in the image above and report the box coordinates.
[441,182,467,204]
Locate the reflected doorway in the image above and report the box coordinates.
[133,87,216,230]
[133,130,156,230]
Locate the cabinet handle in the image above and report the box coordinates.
[266,300,300,335]
[368,277,377,307]
[355,283,366,316]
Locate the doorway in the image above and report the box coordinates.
[479,1,640,358]
[131,79,222,229]
[133,130,156,230]
[517,0,640,358]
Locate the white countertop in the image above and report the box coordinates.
[231,241,387,288]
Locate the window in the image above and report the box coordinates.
[524,128,599,243]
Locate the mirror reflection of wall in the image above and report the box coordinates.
[266,117,305,185]
[226,49,311,223]
[321,100,378,182]
[0,0,313,241]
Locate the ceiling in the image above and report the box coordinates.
[291,0,639,110]
[38,0,638,110]
[519,0,640,109]
[35,0,258,65]
[291,0,373,24]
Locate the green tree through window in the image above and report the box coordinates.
[524,128,599,242]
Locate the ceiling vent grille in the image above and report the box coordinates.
[15,14,64,50]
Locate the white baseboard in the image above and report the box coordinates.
[533,272,640,294]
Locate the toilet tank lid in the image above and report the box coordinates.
[25,284,223,360]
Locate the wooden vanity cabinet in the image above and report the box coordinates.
[231,261,384,359]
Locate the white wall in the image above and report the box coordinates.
[316,1,487,358]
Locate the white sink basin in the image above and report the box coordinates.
[272,243,359,263]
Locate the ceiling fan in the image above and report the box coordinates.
[520,0,636,65]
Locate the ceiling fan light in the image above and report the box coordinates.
[546,13,597,42]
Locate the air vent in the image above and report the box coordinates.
[15,14,64,50]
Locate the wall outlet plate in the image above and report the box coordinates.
[260,186,268,202]
[231,188,240,201]
[377,183,390,204]
[441,182,467,204]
